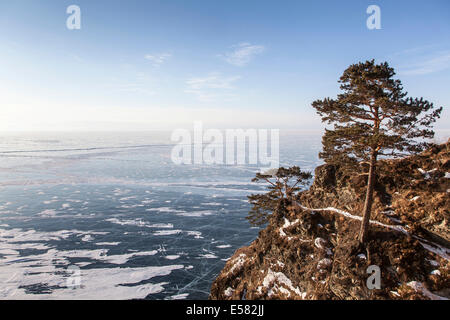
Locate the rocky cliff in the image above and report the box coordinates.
[210,142,449,300]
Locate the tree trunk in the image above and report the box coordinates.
[359,150,377,244]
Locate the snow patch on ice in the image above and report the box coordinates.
[168,293,189,300]
[0,265,184,299]
[38,209,58,217]
[81,235,94,242]
[164,255,180,260]
[153,230,182,236]
[198,253,218,259]
[216,244,232,249]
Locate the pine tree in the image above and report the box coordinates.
[247,166,312,226]
[312,60,443,244]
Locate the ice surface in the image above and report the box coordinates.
[0,132,322,299]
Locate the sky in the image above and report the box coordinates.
[0,0,449,132]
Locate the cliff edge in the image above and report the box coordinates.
[210,142,449,300]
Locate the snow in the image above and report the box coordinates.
[295,202,409,234]
[0,249,20,255]
[283,218,300,228]
[314,237,327,249]
[186,231,203,239]
[407,281,448,300]
[176,210,214,217]
[216,244,231,249]
[257,269,304,298]
[314,237,332,255]
[295,202,450,261]
[381,210,396,216]
[95,242,120,246]
[418,168,437,179]
[100,250,159,264]
[81,235,94,242]
[0,265,184,300]
[224,287,234,297]
[153,230,183,236]
[38,209,58,217]
[164,255,180,260]
[317,258,332,269]
[168,293,189,300]
[198,253,218,259]
[430,270,441,276]
[279,218,300,238]
[0,226,186,299]
[390,291,401,297]
[427,259,440,267]
[228,254,247,274]
[419,241,450,261]
[106,218,173,229]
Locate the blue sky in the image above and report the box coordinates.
[0,0,449,132]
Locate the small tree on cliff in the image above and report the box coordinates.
[312,60,442,244]
[247,166,312,226]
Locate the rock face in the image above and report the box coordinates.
[210,142,449,300]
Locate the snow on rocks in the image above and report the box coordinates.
[271,261,286,269]
[314,237,327,249]
[381,209,396,216]
[314,237,333,256]
[224,287,234,297]
[430,270,441,276]
[427,259,440,267]
[407,281,448,300]
[294,202,450,261]
[390,291,401,297]
[317,258,332,270]
[257,269,305,298]
[419,241,450,261]
[357,253,367,260]
[227,254,248,275]
[279,218,300,239]
[418,168,437,180]
[297,203,409,235]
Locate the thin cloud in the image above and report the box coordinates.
[106,73,156,96]
[70,54,84,62]
[400,52,450,75]
[220,43,265,67]
[116,83,156,95]
[144,53,172,66]
[186,73,240,90]
[185,73,240,102]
